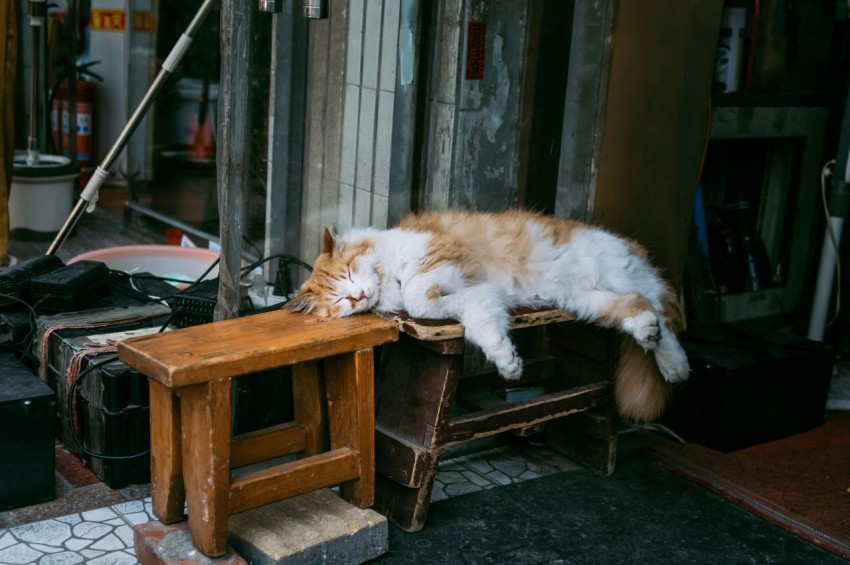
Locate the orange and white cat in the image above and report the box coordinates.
[286,210,689,421]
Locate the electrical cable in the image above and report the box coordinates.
[619,422,687,444]
[107,269,176,305]
[0,292,39,362]
[66,354,151,461]
[240,253,313,276]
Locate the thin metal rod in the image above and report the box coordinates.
[27,0,46,164]
[46,0,217,255]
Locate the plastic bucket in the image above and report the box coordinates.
[9,153,79,239]
[70,245,222,286]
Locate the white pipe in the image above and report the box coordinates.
[807,216,845,341]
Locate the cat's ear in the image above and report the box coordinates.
[284,290,316,313]
[322,228,336,255]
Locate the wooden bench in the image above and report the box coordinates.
[117,310,398,557]
[374,308,619,532]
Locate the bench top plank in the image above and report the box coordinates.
[386,307,577,342]
[117,310,398,388]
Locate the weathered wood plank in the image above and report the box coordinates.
[376,334,462,446]
[148,380,185,524]
[385,307,577,341]
[375,464,438,533]
[117,311,397,388]
[215,0,253,322]
[230,422,306,470]
[178,379,232,557]
[292,361,328,456]
[229,448,359,515]
[375,426,433,488]
[547,407,618,476]
[436,381,612,447]
[324,349,374,507]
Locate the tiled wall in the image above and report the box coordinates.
[301,0,403,261]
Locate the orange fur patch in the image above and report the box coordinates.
[402,209,547,282]
[597,293,654,328]
[537,215,583,245]
[425,284,444,300]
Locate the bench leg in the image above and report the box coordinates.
[148,380,185,524]
[178,379,233,558]
[324,349,374,507]
[374,336,463,530]
[292,361,328,456]
[547,403,618,476]
[374,449,440,532]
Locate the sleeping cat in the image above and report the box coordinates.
[286,209,689,422]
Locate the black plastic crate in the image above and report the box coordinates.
[665,324,835,451]
[0,354,56,510]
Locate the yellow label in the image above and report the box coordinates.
[132,11,154,33]
[90,9,126,32]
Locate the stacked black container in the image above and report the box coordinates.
[0,354,55,509]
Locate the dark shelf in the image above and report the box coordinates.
[711,90,831,108]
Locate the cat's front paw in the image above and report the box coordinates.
[493,339,523,380]
[497,355,523,380]
[622,311,661,350]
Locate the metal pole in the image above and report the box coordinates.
[26,0,46,165]
[45,0,217,255]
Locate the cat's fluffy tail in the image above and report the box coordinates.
[614,338,670,422]
[614,286,685,422]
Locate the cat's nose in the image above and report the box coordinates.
[357,291,368,301]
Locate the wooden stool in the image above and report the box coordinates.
[374,308,618,532]
[117,310,398,557]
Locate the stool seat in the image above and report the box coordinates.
[119,310,397,557]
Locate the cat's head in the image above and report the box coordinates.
[285,228,381,317]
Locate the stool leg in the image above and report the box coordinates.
[148,380,185,524]
[324,349,374,507]
[292,361,328,456]
[178,379,232,558]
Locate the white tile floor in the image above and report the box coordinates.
[0,500,155,564]
[0,440,578,564]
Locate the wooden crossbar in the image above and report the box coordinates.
[436,381,612,447]
[229,447,360,514]
[230,422,306,470]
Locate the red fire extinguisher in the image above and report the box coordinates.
[52,80,96,189]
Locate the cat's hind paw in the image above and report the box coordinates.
[622,311,661,350]
[654,337,690,383]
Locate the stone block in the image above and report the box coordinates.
[227,489,388,564]
[134,520,247,565]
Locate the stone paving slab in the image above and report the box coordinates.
[227,489,388,565]
[135,521,247,565]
